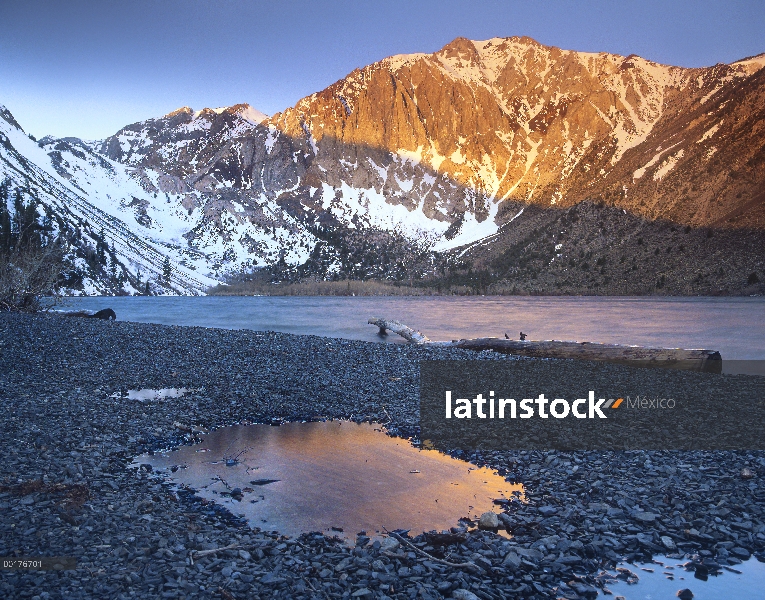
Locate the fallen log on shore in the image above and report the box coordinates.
[368,318,721,373]
[368,318,431,344]
[54,308,117,320]
[453,338,722,373]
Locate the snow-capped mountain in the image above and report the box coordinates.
[265,36,765,231]
[2,36,764,295]
[99,37,765,257]
[0,105,214,295]
[1,104,316,294]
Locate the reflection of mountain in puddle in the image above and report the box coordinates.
[134,420,524,540]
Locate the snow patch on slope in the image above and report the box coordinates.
[632,143,681,179]
[732,54,765,75]
[653,149,684,180]
[699,122,722,142]
[320,181,450,239]
[432,199,500,252]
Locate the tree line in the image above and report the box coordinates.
[0,181,64,311]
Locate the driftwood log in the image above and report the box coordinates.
[368,318,431,344]
[382,528,481,572]
[454,338,722,373]
[58,308,116,320]
[368,318,722,373]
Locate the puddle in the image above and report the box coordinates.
[134,421,523,539]
[111,388,194,401]
[597,554,765,599]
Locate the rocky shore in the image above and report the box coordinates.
[1,312,763,600]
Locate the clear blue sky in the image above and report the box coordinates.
[1,0,763,140]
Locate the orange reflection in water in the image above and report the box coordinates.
[138,421,523,539]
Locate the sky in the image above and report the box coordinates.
[1,0,763,140]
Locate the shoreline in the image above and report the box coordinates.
[1,313,764,599]
[53,290,765,298]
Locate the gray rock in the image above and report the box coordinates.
[334,557,353,572]
[661,536,677,550]
[571,582,599,597]
[452,590,480,600]
[379,537,399,552]
[502,552,521,570]
[497,512,513,528]
[538,505,557,517]
[260,572,286,584]
[515,547,543,561]
[478,511,499,530]
[634,512,658,522]
[730,547,751,559]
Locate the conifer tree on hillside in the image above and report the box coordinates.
[162,256,172,282]
[0,181,64,311]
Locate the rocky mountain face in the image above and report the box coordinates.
[0,104,317,295]
[449,200,765,296]
[0,107,211,295]
[2,36,764,295]
[269,36,765,229]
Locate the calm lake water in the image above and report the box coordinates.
[58,295,764,359]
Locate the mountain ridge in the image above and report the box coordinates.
[1,36,764,296]
[265,36,765,229]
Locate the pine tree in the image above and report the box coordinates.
[109,255,118,280]
[11,190,43,249]
[0,181,11,253]
[162,256,172,282]
[96,229,107,265]
[0,183,64,311]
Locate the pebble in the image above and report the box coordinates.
[477,511,499,530]
[661,535,677,550]
[379,537,400,552]
[502,551,521,569]
[634,511,658,522]
[538,505,557,517]
[452,590,480,600]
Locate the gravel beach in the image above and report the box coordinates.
[1,312,764,600]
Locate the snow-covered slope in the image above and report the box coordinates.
[0,106,220,294]
[1,104,317,294]
[44,135,316,275]
[99,102,482,252]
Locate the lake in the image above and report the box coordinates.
[56,295,765,360]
